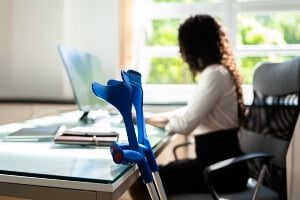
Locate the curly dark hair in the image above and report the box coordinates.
[178,14,246,125]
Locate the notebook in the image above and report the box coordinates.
[54,127,119,146]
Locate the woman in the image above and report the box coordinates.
[131,14,248,198]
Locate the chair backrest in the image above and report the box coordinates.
[239,57,300,200]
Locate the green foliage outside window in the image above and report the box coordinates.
[146,12,300,84]
[238,14,300,45]
[237,13,300,84]
[148,57,194,83]
[146,19,180,46]
[238,56,294,84]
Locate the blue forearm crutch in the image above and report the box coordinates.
[126,70,167,200]
[91,70,163,200]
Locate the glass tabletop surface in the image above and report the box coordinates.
[0,110,168,184]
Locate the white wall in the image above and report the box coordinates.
[0,0,120,101]
[11,0,65,100]
[0,0,12,97]
[70,0,119,79]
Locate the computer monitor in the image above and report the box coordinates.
[58,45,108,123]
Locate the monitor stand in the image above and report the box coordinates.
[79,111,95,124]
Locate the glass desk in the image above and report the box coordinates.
[0,110,169,200]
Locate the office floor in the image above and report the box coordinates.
[119,191,133,200]
[0,193,133,200]
[0,197,29,200]
[0,193,132,200]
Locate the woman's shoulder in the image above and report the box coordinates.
[204,64,228,73]
[202,64,230,79]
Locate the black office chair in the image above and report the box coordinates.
[169,57,300,200]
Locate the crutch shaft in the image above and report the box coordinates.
[146,182,160,200]
[153,172,168,200]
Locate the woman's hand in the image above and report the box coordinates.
[132,112,168,129]
[145,116,168,129]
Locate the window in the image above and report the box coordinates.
[132,0,300,86]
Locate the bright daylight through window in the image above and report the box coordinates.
[130,0,300,103]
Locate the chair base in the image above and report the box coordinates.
[168,179,279,200]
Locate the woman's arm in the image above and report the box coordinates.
[165,66,226,134]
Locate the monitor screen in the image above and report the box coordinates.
[58,45,108,122]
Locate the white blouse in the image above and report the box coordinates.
[164,64,239,136]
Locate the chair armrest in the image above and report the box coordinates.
[173,141,193,160]
[205,153,273,173]
[203,153,273,200]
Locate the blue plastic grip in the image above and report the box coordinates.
[126,70,159,172]
[91,75,139,151]
[111,148,144,164]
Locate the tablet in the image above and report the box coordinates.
[4,126,64,142]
